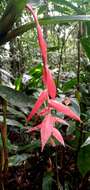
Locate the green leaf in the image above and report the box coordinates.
[84,21,90,36]
[70,98,80,117]
[18,140,40,152]
[0,0,28,34]
[81,137,90,147]
[9,153,30,166]
[0,85,35,108]
[54,4,73,15]
[66,122,75,135]
[63,78,77,92]
[42,172,53,190]
[78,146,90,176]
[8,106,26,119]
[38,5,47,14]
[49,0,84,14]
[81,36,90,60]
[0,116,22,126]
[2,15,90,44]
[0,135,17,152]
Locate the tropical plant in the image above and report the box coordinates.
[0,0,90,189]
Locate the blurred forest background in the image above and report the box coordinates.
[0,0,90,190]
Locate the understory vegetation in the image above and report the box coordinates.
[0,0,90,189]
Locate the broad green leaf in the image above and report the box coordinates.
[42,172,53,190]
[70,98,80,117]
[63,78,77,92]
[2,15,90,44]
[9,153,30,167]
[0,134,17,152]
[81,37,90,60]
[8,106,26,119]
[29,63,42,76]
[0,116,22,126]
[78,146,90,176]
[17,140,40,152]
[0,85,35,108]
[84,21,90,36]
[0,0,28,34]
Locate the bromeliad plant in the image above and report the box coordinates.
[26,4,81,151]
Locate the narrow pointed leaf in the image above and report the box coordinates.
[27,90,48,122]
[26,4,47,65]
[41,114,53,151]
[49,100,80,122]
[43,67,56,99]
[52,128,65,146]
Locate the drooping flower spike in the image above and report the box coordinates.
[26,4,56,99]
[26,4,81,151]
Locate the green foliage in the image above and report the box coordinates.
[81,137,90,147]
[17,139,40,152]
[0,85,35,108]
[28,63,42,87]
[9,153,31,167]
[49,0,84,14]
[0,0,28,34]
[62,78,77,92]
[78,146,90,176]
[0,0,90,188]
[81,37,90,60]
[42,172,54,190]
[1,15,90,44]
